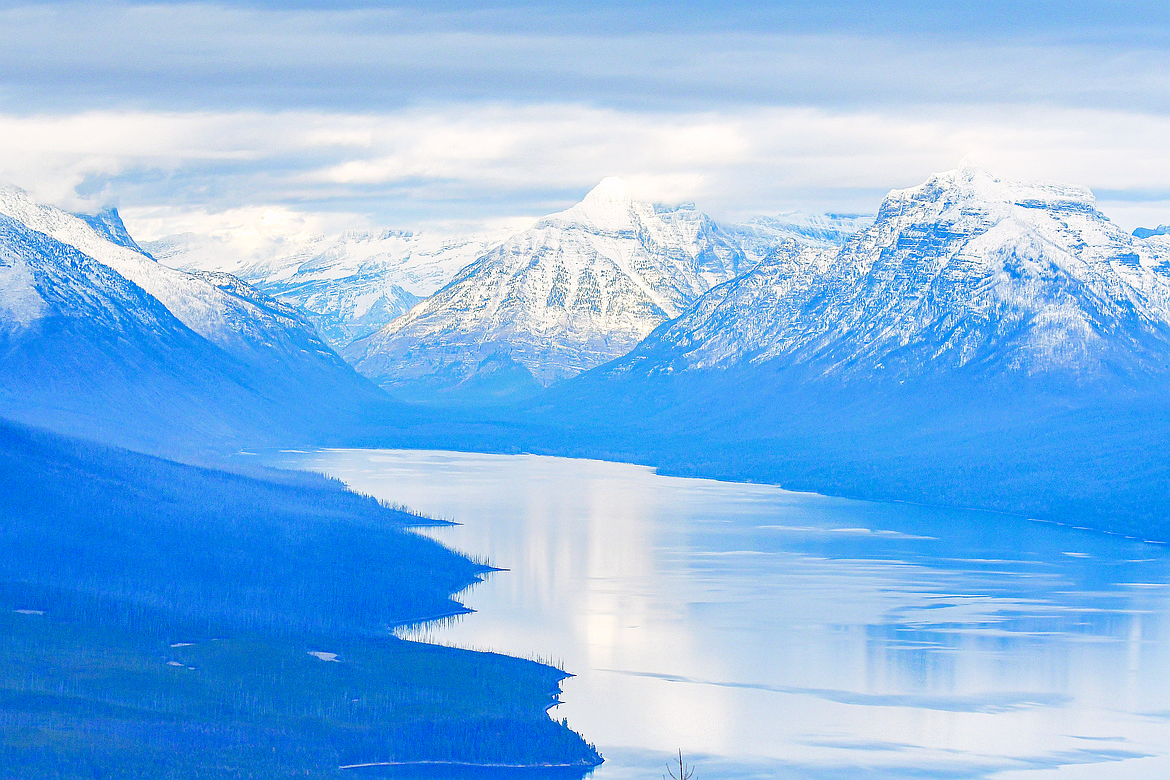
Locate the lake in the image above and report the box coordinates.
[274,449,1170,780]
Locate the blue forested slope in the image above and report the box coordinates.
[0,211,400,457]
[0,418,601,776]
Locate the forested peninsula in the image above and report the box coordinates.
[0,419,601,778]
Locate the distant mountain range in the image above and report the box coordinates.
[610,167,1170,383]
[346,179,812,399]
[154,179,868,401]
[522,168,1170,538]
[0,185,392,453]
[4,169,1170,537]
[146,226,518,351]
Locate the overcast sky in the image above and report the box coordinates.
[2,0,1169,238]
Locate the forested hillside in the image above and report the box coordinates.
[0,419,601,777]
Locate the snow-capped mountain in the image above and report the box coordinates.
[148,227,515,348]
[611,167,1170,383]
[346,178,772,396]
[0,185,324,359]
[0,185,387,451]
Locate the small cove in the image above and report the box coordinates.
[275,449,1170,780]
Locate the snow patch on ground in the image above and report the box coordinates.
[308,651,340,662]
[0,245,46,329]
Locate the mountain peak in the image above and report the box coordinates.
[76,206,153,257]
[877,168,1099,229]
[583,176,630,204]
[927,167,1095,207]
[350,177,763,396]
[547,177,636,232]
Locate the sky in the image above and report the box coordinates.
[2,0,1169,242]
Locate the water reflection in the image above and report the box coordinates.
[275,450,1170,779]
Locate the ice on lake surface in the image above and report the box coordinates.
[275,449,1170,780]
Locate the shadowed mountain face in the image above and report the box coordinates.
[1134,224,1170,240]
[609,168,1170,384]
[0,185,393,454]
[345,178,774,399]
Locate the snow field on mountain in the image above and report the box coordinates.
[0,185,323,357]
[618,168,1170,381]
[348,178,767,390]
[0,244,46,330]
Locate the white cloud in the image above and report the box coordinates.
[1,103,1168,236]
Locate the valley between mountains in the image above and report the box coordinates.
[124,167,1170,538]
[3,167,1170,776]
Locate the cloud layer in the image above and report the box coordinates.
[3,3,1168,114]
[1,1,1168,234]
[2,104,1167,235]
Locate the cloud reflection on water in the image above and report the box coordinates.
[276,449,1170,780]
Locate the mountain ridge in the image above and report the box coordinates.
[345,178,778,398]
[0,184,395,455]
[147,224,517,353]
[607,167,1170,384]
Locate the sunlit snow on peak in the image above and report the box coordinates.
[585,176,630,203]
[547,177,636,233]
[895,167,1098,215]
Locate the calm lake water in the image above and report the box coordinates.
[274,449,1170,780]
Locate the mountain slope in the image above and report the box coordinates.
[613,167,1170,383]
[511,169,1170,538]
[347,178,771,398]
[149,226,513,350]
[0,185,392,453]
